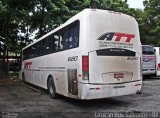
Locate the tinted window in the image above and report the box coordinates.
[52,32,59,52]
[41,39,47,55]
[23,20,80,60]
[36,42,41,57]
[23,49,27,60]
[69,21,79,48]
[59,28,69,50]
[33,46,36,58]
[46,35,53,54]
[97,48,136,56]
[142,46,154,55]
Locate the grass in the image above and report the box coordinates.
[9,71,19,80]
[0,71,21,84]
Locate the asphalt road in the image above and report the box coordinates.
[0,77,160,118]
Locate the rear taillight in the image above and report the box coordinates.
[140,57,142,78]
[82,56,89,80]
[157,63,160,71]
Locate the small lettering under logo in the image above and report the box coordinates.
[127,57,138,60]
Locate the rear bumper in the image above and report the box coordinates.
[79,80,142,100]
[143,70,155,75]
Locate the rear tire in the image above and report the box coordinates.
[48,77,58,99]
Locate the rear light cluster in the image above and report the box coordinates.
[157,63,160,71]
[82,56,89,80]
[140,57,142,78]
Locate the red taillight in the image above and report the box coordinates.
[140,57,142,78]
[157,63,160,71]
[82,56,89,71]
[82,56,89,80]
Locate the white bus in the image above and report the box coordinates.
[154,47,160,76]
[142,45,156,75]
[21,9,142,99]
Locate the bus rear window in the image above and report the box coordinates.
[142,46,154,55]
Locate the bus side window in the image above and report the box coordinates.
[59,28,69,51]
[26,48,29,59]
[29,47,32,58]
[59,31,64,50]
[33,44,37,58]
[69,22,79,49]
[52,33,59,52]
[63,28,69,50]
[39,41,42,56]
[36,42,41,57]
[23,49,27,60]
[42,39,47,56]
[46,35,53,54]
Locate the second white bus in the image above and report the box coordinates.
[142,45,156,75]
[21,9,142,99]
[154,47,160,76]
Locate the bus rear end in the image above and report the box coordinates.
[142,45,156,75]
[154,47,160,76]
[79,9,142,99]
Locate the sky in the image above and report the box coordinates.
[127,0,145,9]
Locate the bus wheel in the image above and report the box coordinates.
[48,77,58,99]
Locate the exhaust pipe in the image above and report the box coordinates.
[136,91,141,94]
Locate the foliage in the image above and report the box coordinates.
[141,0,160,46]
[0,0,160,55]
[30,0,90,38]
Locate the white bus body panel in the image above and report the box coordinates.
[78,9,142,99]
[154,47,160,76]
[89,54,141,84]
[79,81,142,99]
[85,10,142,84]
[22,48,80,97]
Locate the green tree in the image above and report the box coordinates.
[90,0,129,14]
[1,0,160,58]
[66,0,90,17]
[141,0,160,46]
[29,0,90,39]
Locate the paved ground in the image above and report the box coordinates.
[0,77,160,118]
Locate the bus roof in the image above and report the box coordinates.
[22,8,135,50]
